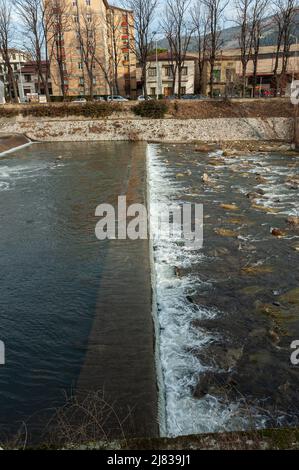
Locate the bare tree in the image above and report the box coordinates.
[191,0,209,95]
[46,0,71,100]
[107,8,123,95]
[234,0,254,97]
[75,7,99,99]
[251,0,268,97]
[14,0,51,100]
[272,0,297,96]
[123,0,158,96]
[0,0,19,102]
[161,0,195,98]
[203,0,229,97]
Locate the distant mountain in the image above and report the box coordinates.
[158,10,299,51]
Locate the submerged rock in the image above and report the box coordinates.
[271,228,287,238]
[208,247,230,256]
[214,228,238,237]
[279,288,299,305]
[241,265,274,275]
[251,204,279,213]
[220,203,239,211]
[193,371,231,398]
[286,216,299,226]
[209,159,225,167]
[255,176,268,184]
[201,172,210,183]
[195,144,217,153]
[239,285,265,296]
[227,217,245,225]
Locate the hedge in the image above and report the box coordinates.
[133,100,168,119]
[0,102,120,119]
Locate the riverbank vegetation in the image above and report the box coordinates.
[0,99,294,121]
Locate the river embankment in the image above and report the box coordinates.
[0,98,296,144]
[0,117,294,143]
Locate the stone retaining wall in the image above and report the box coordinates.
[0,117,294,143]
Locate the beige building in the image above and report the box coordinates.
[0,49,31,100]
[146,52,198,97]
[47,0,136,99]
[202,44,299,97]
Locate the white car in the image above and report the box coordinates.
[72,98,87,103]
[107,95,129,102]
[137,95,153,101]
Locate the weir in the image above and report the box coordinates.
[77,143,159,439]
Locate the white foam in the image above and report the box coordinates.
[147,144,252,436]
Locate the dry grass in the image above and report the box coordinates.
[167,98,295,119]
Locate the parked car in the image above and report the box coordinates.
[94,96,106,102]
[72,98,87,104]
[137,95,153,101]
[107,95,129,102]
[181,94,197,100]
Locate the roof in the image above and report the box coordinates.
[21,61,48,74]
[147,52,196,62]
[108,3,134,13]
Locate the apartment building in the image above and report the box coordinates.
[20,61,52,98]
[202,44,299,97]
[146,52,198,97]
[47,0,136,99]
[0,49,31,100]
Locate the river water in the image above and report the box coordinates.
[148,143,299,437]
[0,141,156,442]
[0,140,298,443]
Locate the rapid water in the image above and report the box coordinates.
[148,143,299,437]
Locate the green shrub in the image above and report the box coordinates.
[133,100,168,118]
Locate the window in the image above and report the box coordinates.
[213,69,221,82]
[79,77,84,86]
[73,15,79,23]
[123,53,129,61]
[164,66,173,77]
[72,1,77,6]
[164,86,173,96]
[86,0,91,5]
[180,86,186,95]
[87,14,92,22]
[148,67,157,77]
[78,62,83,69]
[181,67,188,76]
[93,77,96,85]
[24,74,31,82]
[150,87,156,96]
[226,68,234,82]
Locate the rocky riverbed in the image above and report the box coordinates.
[148,143,299,436]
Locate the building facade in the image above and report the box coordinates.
[146,53,198,97]
[47,0,136,99]
[201,44,299,97]
[0,49,31,100]
[20,61,52,98]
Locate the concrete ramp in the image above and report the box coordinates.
[0,133,31,154]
